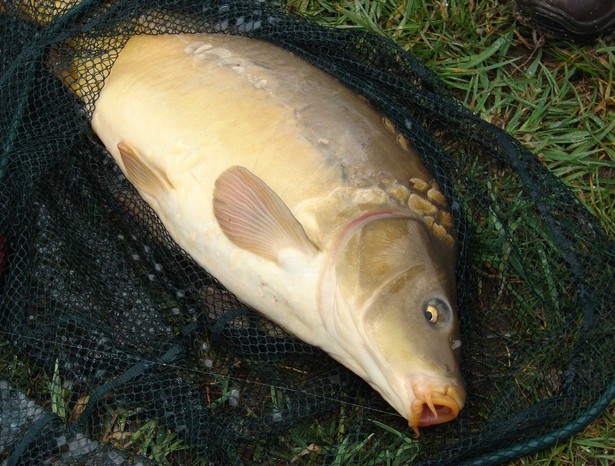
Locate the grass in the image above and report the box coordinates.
[281,0,614,464]
[513,400,615,466]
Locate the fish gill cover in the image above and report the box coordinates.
[0,0,613,465]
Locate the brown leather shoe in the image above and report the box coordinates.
[514,0,615,41]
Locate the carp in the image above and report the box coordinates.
[52,31,465,433]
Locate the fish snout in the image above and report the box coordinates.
[407,375,465,436]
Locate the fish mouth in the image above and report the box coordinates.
[407,376,465,436]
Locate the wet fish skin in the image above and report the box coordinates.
[54,31,465,432]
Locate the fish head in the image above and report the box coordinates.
[361,268,465,434]
[334,213,465,433]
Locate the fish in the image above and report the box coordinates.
[50,30,466,433]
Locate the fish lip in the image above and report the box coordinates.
[406,374,465,434]
[416,393,460,426]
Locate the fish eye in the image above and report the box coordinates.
[423,298,450,326]
[424,305,438,324]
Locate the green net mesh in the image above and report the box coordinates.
[1,1,613,464]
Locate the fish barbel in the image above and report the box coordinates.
[52,31,466,433]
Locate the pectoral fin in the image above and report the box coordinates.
[213,166,317,261]
[118,141,174,199]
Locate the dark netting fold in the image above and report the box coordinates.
[1,1,613,465]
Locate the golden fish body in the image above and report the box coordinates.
[60,32,465,432]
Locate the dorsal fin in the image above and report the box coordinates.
[213,166,317,262]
